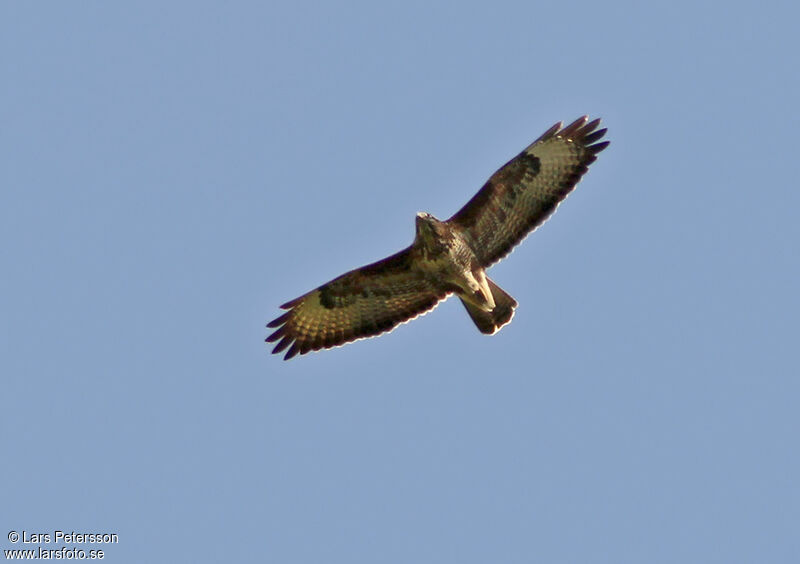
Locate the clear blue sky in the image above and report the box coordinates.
[3,2,799,562]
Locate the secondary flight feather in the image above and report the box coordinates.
[267,116,609,359]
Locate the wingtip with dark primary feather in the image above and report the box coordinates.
[266,310,327,360]
[284,343,300,360]
[561,116,610,154]
[266,311,291,328]
[558,115,589,138]
[534,121,564,143]
[267,296,318,359]
[582,128,607,145]
[265,310,300,360]
[265,332,301,361]
[279,297,302,310]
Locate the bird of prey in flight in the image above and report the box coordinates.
[267,116,609,360]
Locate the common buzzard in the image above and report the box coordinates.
[267,116,609,360]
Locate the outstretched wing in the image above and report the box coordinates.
[448,116,609,266]
[266,249,450,360]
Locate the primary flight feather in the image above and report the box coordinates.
[267,116,609,360]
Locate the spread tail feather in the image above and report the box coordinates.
[460,278,517,335]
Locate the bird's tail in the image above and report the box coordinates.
[459,277,517,335]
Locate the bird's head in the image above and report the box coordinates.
[414,212,447,250]
[415,211,440,233]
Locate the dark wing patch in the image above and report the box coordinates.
[448,116,609,266]
[266,248,450,360]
